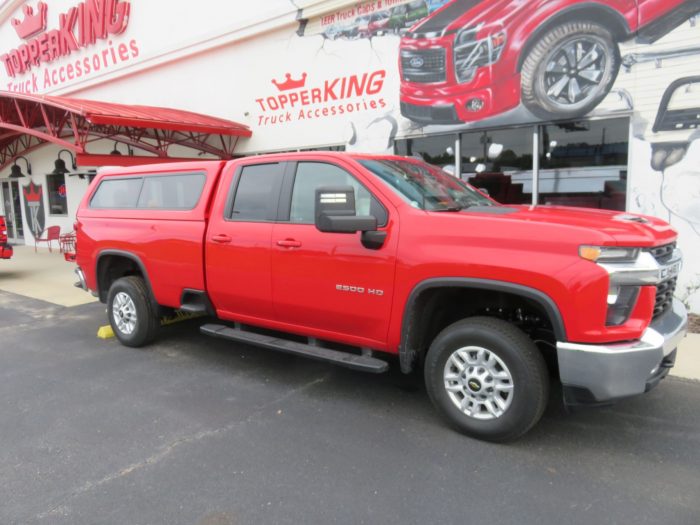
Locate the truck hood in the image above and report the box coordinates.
[486,205,678,246]
[410,0,484,35]
[409,0,527,37]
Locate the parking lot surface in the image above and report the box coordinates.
[1,290,699,525]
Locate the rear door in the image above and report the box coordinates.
[270,159,398,348]
[206,161,285,322]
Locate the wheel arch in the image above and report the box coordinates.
[516,3,632,72]
[399,278,567,373]
[96,250,158,309]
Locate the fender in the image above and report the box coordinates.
[95,249,158,310]
[399,278,567,373]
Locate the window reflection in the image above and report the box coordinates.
[396,117,630,211]
[395,135,456,168]
[460,128,533,205]
[539,118,628,210]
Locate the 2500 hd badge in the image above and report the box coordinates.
[336,284,385,296]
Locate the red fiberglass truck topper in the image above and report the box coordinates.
[1,216,13,260]
[74,153,688,442]
[399,0,700,124]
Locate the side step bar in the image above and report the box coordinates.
[200,324,388,374]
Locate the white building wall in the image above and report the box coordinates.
[0,0,698,310]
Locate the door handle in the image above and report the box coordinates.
[276,239,302,248]
[211,234,232,244]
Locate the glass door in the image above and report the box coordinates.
[1,180,24,242]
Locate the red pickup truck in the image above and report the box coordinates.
[74,152,688,441]
[1,216,13,260]
[399,0,700,124]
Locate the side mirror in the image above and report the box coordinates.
[315,186,377,233]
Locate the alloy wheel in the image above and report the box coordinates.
[443,346,514,420]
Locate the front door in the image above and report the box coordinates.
[271,160,398,348]
[1,181,24,242]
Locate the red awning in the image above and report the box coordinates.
[33,93,252,136]
[0,91,252,169]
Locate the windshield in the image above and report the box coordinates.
[358,158,494,211]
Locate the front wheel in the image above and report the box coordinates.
[520,21,620,120]
[107,276,160,347]
[424,317,549,442]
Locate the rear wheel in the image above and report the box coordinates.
[107,276,159,347]
[521,21,620,120]
[424,317,549,442]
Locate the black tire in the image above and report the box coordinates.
[424,317,548,442]
[521,21,620,120]
[107,276,159,347]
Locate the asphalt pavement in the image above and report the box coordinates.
[1,290,699,525]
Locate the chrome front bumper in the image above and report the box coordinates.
[557,298,688,404]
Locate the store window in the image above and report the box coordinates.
[46,174,68,215]
[396,117,629,210]
[459,128,533,204]
[395,135,456,167]
[538,118,628,210]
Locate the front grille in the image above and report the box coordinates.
[653,276,677,319]
[646,242,678,319]
[648,242,676,264]
[401,48,446,83]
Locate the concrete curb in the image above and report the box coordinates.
[672,333,700,381]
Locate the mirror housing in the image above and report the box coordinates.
[315,186,378,234]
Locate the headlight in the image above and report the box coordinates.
[579,245,640,263]
[455,27,479,47]
[454,26,506,84]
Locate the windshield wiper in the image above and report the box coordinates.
[433,205,464,212]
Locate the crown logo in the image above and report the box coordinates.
[272,73,307,92]
[23,181,42,203]
[11,2,48,40]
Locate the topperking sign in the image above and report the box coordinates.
[255,70,388,128]
[2,0,139,93]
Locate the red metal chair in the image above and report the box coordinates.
[60,231,77,262]
[35,225,61,252]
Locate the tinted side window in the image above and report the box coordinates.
[289,162,387,225]
[137,172,206,210]
[90,178,143,209]
[229,163,284,221]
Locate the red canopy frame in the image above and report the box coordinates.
[0,91,252,170]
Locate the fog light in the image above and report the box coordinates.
[606,285,640,326]
[466,98,484,112]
